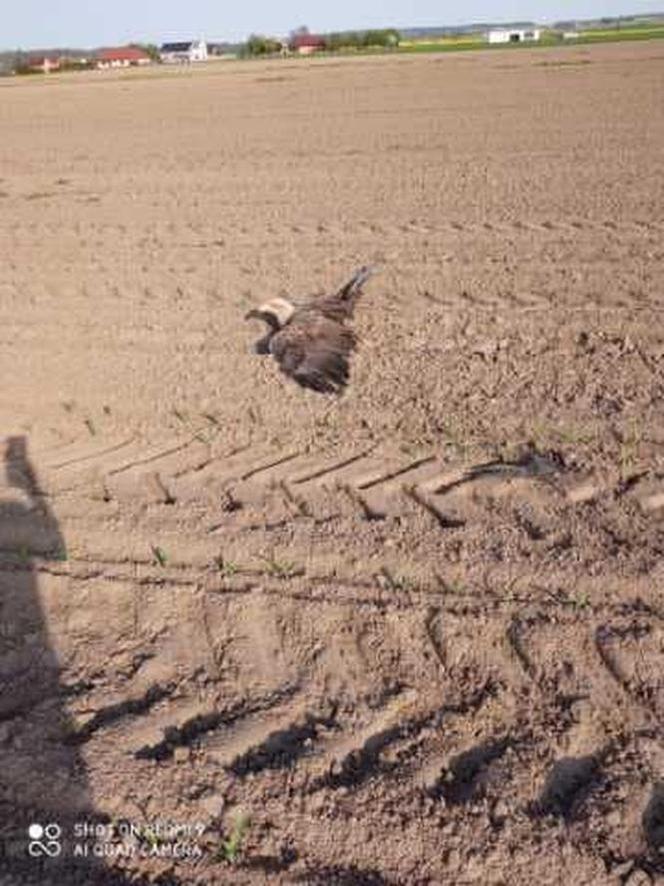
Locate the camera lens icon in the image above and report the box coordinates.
[28,822,62,858]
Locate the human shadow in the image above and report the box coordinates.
[0,437,160,885]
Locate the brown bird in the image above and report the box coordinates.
[245,266,375,394]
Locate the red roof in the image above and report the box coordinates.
[97,46,150,62]
[27,56,60,66]
[289,34,326,49]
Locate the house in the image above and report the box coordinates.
[96,46,152,69]
[289,33,326,54]
[26,55,61,73]
[487,28,541,44]
[159,40,208,63]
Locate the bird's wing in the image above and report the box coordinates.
[306,266,374,322]
[269,315,357,394]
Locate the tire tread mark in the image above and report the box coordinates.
[49,437,136,471]
[107,436,202,476]
[290,450,374,485]
[356,456,437,491]
[312,680,496,792]
[135,682,300,760]
[594,623,659,717]
[224,706,337,776]
[403,485,466,529]
[66,682,177,744]
[340,484,386,521]
[240,451,301,481]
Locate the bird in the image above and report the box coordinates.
[245,266,375,394]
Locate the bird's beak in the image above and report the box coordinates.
[254,338,271,355]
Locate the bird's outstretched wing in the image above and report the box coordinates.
[269,316,357,394]
[307,266,375,322]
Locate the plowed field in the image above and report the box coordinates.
[0,40,663,886]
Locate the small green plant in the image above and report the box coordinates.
[438,575,466,596]
[554,425,595,446]
[501,575,522,603]
[528,420,549,452]
[214,554,240,578]
[151,545,168,567]
[258,553,300,579]
[619,421,642,480]
[135,825,168,849]
[570,590,590,611]
[440,420,468,456]
[217,812,251,864]
[379,566,417,592]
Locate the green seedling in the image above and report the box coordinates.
[151,545,168,567]
[440,420,466,454]
[554,425,595,446]
[218,812,251,865]
[619,421,642,481]
[258,554,300,579]
[380,567,417,592]
[128,822,170,850]
[528,420,549,451]
[439,576,466,596]
[570,590,591,611]
[214,555,240,578]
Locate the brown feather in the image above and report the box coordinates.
[301,266,373,323]
[269,315,357,394]
[246,266,374,394]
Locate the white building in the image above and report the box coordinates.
[487,28,541,44]
[159,40,208,64]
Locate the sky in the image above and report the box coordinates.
[3,0,663,49]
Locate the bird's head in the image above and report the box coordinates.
[244,298,295,330]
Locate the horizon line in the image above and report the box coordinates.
[2,9,663,53]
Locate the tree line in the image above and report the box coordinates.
[242,28,401,57]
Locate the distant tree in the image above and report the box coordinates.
[324,31,361,50]
[362,28,401,48]
[12,50,28,71]
[130,42,160,61]
[60,57,95,71]
[323,28,400,51]
[245,34,283,56]
[12,51,38,75]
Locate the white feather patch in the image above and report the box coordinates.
[257,298,295,327]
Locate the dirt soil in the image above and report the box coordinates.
[0,40,663,886]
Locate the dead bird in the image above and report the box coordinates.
[245,266,375,394]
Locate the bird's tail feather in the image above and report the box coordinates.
[336,266,376,302]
